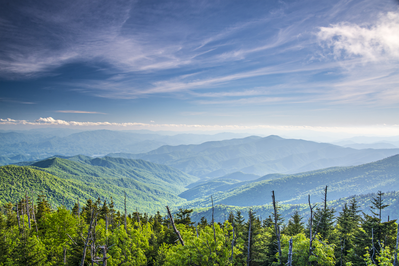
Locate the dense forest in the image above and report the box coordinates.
[1,189,398,265]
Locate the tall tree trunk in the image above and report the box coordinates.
[308,194,316,266]
[272,191,282,263]
[211,196,218,255]
[81,210,98,266]
[25,194,31,229]
[394,223,399,266]
[16,202,21,232]
[166,206,184,246]
[124,191,127,234]
[288,237,293,266]
[247,210,251,266]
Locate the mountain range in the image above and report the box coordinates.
[1,133,399,221]
[0,130,248,165]
[109,135,399,178]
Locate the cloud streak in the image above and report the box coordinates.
[56,110,106,114]
[2,117,399,137]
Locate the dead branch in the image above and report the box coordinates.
[166,206,184,246]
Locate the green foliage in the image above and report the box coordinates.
[0,154,199,213]
[277,233,335,266]
[160,221,242,265]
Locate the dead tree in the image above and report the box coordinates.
[211,196,218,256]
[371,228,375,264]
[272,191,282,263]
[81,209,98,266]
[247,210,252,266]
[308,194,317,265]
[166,206,184,246]
[124,191,127,234]
[230,223,235,262]
[25,194,31,229]
[288,237,293,266]
[394,223,399,266]
[16,202,21,232]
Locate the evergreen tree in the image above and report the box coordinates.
[284,209,305,236]
[370,191,389,221]
[175,208,194,226]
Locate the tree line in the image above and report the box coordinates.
[0,187,398,265]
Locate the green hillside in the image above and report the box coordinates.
[0,155,199,213]
[30,156,198,193]
[180,154,399,208]
[189,190,399,223]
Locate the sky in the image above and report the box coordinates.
[1,0,399,139]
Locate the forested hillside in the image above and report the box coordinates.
[0,156,198,213]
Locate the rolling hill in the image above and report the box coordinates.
[0,156,198,213]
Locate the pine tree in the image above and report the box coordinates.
[175,208,194,226]
[284,209,304,236]
[370,191,389,221]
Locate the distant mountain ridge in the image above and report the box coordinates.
[178,154,399,208]
[0,130,249,165]
[108,135,399,178]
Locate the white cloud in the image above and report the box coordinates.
[317,11,399,61]
[2,117,399,137]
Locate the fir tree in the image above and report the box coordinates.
[284,209,304,236]
[370,191,389,221]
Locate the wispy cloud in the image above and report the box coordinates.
[56,110,106,114]
[0,97,36,104]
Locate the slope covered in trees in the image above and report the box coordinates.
[180,154,399,207]
[0,160,193,213]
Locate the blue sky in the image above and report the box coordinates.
[1,0,399,138]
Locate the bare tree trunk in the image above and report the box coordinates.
[371,228,375,264]
[102,245,108,266]
[21,203,25,235]
[25,194,31,229]
[166,206,184,246]
[16,202,21,232]
[31,200,39,235]
[81,210,98,266]
[308,194,316,266]
[211,196,218,255]
[288,237,293,266]
[124,191,127,234]
[394,223,399,266]
[63,246,67,264]
[230,223,235,262]
[272,191,282,263]
[247,210,251,266]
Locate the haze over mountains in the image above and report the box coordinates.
[0,130,248,165]
[109,135,399,178]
